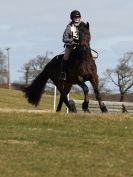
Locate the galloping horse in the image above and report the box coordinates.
[23,22,107,113]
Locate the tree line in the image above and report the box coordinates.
[0,50,8,84]
[20,54,50,85]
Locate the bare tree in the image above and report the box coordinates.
[98,77,111,94]
[21,54,51,84]
[89,77,111,95]
[0,50,8,84]
[104,52,133,101]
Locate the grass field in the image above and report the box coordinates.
[0,88,56,110]
[0,88,83,111]
[0,88,133,177]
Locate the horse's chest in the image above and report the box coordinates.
[79,61,89,72]
[77,61,91,80]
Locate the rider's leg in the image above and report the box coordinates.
[64,46,72,61]
[60,60,67,80]
[60,46,73,80]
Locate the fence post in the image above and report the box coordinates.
[53,86,57,111]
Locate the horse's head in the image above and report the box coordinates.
[78,22,90,50]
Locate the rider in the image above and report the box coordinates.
[60,10,83,80]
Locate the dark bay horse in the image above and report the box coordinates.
[23,22,107,113]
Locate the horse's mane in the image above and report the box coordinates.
[76,21,92,60]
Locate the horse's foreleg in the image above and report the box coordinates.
[90,77,108,113]
[78,82,90,112]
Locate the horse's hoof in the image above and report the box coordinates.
[83,109,90,113]
[82,101,89,110]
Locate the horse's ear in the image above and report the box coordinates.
[86,22,89,29]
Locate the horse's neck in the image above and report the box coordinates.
[79,47,91,60]
[70,46,92,63]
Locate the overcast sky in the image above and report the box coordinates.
[0,0,133,81]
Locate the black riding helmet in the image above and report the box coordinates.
[70,10,81,19]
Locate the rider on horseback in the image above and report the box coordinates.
[60,10,88,80]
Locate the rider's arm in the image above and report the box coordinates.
[62,25,73,45]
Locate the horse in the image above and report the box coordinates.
[23,22,107,113]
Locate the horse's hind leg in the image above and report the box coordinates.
[56,95,64,112]
[78,82,90,112]
[57,94,72,112]
[56,83,74,112]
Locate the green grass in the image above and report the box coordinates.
[0,88,85,112]
[0,112,133,177]
[0,88,83,111]
[0,88,57,110]
[0,88,133,177]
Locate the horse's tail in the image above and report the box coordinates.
[23,66,49,106]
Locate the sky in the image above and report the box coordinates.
[0,0,133,82]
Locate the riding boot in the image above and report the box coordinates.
[60,60,67,80]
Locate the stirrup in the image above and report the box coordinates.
[60,72,66,80]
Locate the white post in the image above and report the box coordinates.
[53,86,57,111]
[67,93,70,113]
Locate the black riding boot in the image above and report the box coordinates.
[60,60,67,80]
